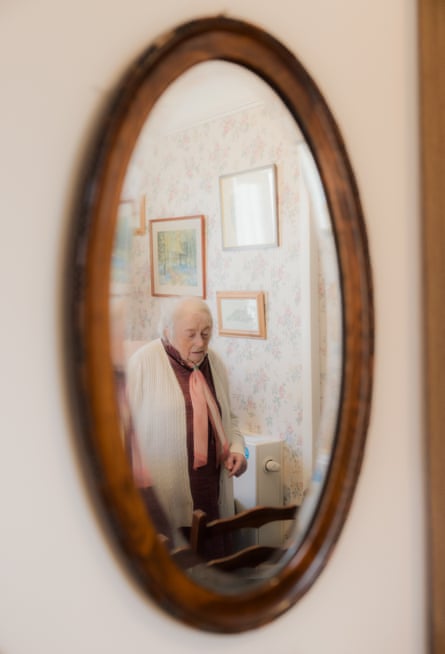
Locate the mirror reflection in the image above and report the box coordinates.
[109,61,342,585]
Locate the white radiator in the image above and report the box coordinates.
[233,434,284,546]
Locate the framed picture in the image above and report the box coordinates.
[118,196,146,235]
[216,291,266,339]
[149,215,206,297]
[110,195,146,296]
[110,199,135,296]
[219,164,278,249]
[135,195,146,235]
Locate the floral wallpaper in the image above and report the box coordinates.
[117,71,342,506]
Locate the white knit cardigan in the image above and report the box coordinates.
[126,339,245,532]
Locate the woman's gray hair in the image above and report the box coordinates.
[158,297,213,340]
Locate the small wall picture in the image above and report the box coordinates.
[219,164,278,249]
[110,199,136,296]
[216,291,266,339]
[149,215,206,297]
[134,195,146,235]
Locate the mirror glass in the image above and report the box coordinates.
[108,60,342,590]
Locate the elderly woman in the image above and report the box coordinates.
[126,297,247,557]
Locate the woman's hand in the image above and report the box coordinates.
[224,451,247,477]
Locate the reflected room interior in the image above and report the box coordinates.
[108,61,342,584]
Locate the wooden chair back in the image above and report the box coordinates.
[189,504,298,571]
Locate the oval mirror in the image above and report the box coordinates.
[68,16,373,632]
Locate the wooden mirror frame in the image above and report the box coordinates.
[67,16,373,633]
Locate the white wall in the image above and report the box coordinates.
[0,1,425,653]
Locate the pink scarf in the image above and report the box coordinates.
[189,366,230,469]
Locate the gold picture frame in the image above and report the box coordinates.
[216,291,266,338]
[149,215,206,297]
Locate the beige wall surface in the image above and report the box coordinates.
[0,1,425,653]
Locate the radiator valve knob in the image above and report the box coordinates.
[264,459,281,472]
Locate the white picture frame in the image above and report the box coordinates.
[219,164,278,249]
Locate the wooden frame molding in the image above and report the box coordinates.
[419,1,445,651]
